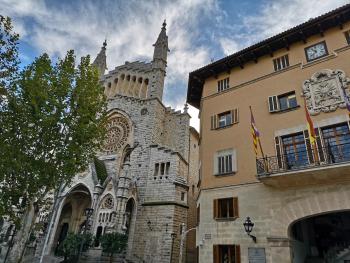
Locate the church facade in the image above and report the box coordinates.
[40,21,198,263]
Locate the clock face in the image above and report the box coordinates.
[305,42,328,62]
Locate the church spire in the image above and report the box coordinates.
[148,20,169,101]
[153,20,169,63]
[92,40,107,77]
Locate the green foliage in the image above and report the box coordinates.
[0,15,19,93]
[100,232,128,255]
[0,22,107,224]
[94,156,108,183]
[56,232,93,259]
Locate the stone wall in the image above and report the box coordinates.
[197,181,350,263]
[186,128,200,263]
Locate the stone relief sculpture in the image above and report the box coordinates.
[103,115,131,153]
[302,69,350,115]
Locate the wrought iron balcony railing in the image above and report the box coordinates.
[256,142,350,177]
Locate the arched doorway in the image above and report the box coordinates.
[290,211,350,263]
[125,199,135,235]
[94,226,103,247]
[52,184,92,252]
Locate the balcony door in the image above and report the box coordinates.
[281,133,309,169]
[321,123,350,163]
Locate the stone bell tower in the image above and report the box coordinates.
[148,20,169,101]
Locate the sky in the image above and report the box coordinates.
[1,0,349,131]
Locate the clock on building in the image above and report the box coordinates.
[305,41,329,62]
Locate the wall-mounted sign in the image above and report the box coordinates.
[248,247,266,263]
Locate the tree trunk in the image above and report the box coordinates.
[7,201,38,263]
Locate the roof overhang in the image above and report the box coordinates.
[187,4,350,109]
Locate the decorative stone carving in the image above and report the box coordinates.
[302,69,350,115]
[103,115,131,153]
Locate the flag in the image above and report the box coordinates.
[250,106,260,156]
[341,87,350,118]
[304,99,316,145]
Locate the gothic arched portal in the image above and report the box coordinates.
[52,184,92,253]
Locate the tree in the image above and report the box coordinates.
[100,233,128,263]
[0,15,19,94]
[0,18,107,262]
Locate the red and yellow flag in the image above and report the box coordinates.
[250,106,260,156]
[304,99,316,145]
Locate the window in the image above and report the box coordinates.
[273,54,289,71]
[213,197,239,219]
[218,154,232,174]
[197,205,200,226]
[165,162,170,175]
[213,245,241,263]
[268,91,298,112]
[321,123,350,162]
[181,192,186,201]
[154,163,159,176]
[345,30,350,45]
[211,109,239,129]
[160,163,165,175]
[218,111,232,128]
[217,77,229,92]
[281,132,309,169]
[214,149,237,175]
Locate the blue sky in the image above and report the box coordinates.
[1,0,349,130]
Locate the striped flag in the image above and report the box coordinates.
[341,87,350,118]
[304,98,316,145]
[250,106,260,156]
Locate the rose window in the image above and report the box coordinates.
[102,194,114,209]
[103,115,130,153]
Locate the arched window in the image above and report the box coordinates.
[144,78,149,85]
[132,76,136,82]
[114,78,118,84]
[138,77,143,83]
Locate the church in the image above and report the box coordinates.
[40,21,199,263]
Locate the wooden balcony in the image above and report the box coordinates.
[256,143,350,187]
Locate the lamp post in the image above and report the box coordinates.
[170,232,176,263]
[243,217,257,243]
[77,208,94,261]
[179,223,196,263]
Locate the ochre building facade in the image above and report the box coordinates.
[187,5,350,263]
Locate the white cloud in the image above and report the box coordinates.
[243,0,350,46]
[219,37,240,56]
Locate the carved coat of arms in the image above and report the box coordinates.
[302,69,350,115]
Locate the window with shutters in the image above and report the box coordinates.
[217,77,230,92]
[213,245,241,263]
[211,109,239,130]
[214,197,239,219]
[218,111,232,128]
[273,54,289,71]
[214,149,237,175]
[268,91,298,113]
[344,30,350,45]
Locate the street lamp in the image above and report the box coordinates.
[243,217,257,243]
[170,232,177,263]
[77,208,94,261]
[179,223,197,263]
